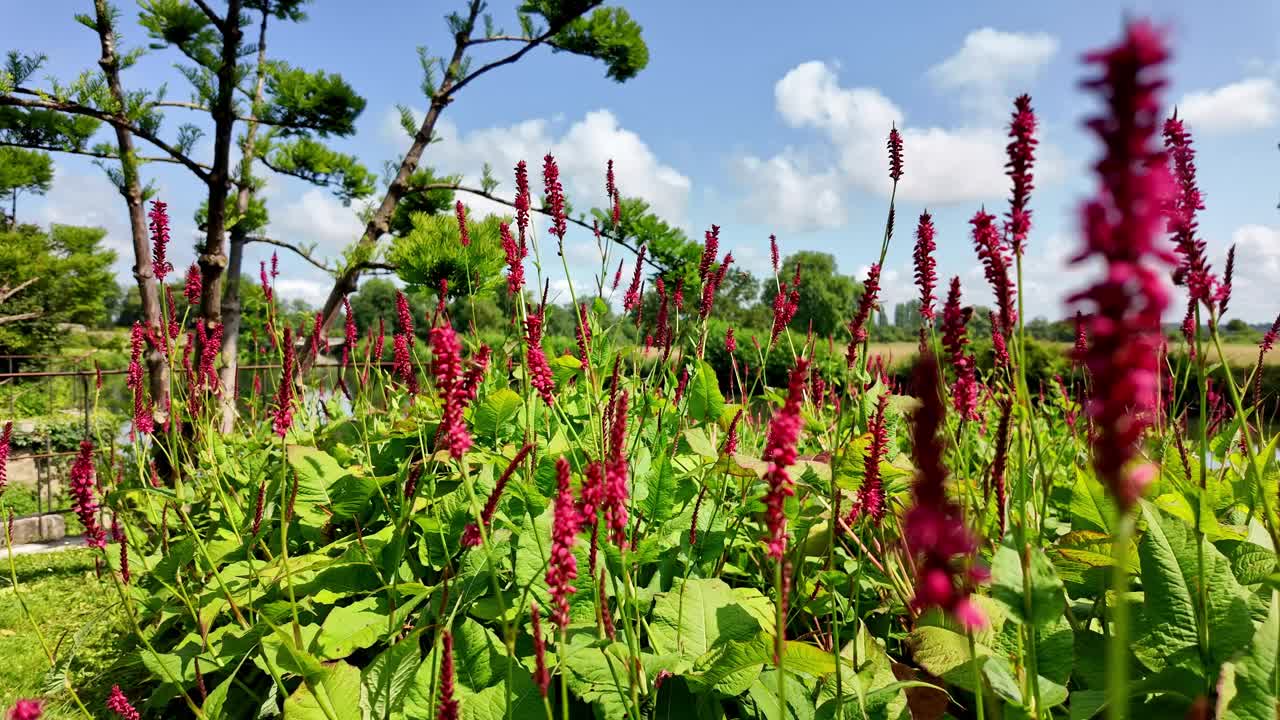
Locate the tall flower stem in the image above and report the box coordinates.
[968,631,986,720]
[1107,511,1135,720]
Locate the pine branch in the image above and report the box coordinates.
[244,235,333,273]
[190,0,225,30]
[150,99,325,129]
[445,1,604,100]
[0,139,204,168]
[2,89,211,181]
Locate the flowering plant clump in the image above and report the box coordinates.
[10,18,1280,720]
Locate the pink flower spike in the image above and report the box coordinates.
[148,200,172,282]
[887,125,904,182]
[106,685,140,720]
[454,201,470,247]
[762,359,808,559]
[547,457,580,628]
[1005,94,1038,255]
[7,699,43,720]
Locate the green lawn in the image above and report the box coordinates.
[1,548,131,718]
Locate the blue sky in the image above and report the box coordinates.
[7,1,1280,322]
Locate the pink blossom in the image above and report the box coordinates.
[148,200,172,282]
[531,604,550,697]
[183,263,202,304]
[0,421,11,497]
[6,699,43,720]
[271,328,296,437]
[942,278,979,421]
[543,154,567,243]
[525,312,555,406]
[762,359,808,559]
[623,247,646,312]
[454,201,470,247]
[1005,95,1038,254]
[845,264,882,367]
[515,160,531,245]
[853,393,890,526]
[903,352,987,630]
[69,441,105,549]
[1070,19,1176,509]
[913,213,937,322]
[500,222,526,296]
[971,210,1016,338]
[462,443,534,547]
[430,325,472,459]
[887,125,904,182]
[437,632,459,720]
[547,457,580,628]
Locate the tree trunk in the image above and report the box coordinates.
[93,0,169,417]
[218,6,270,433]
[196,0,242,355]
[300,35,474,371]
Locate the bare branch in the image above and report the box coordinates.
[3,89,211,182]
[245,235,333,273]
[0,277,39,305]
[0,312,42,326]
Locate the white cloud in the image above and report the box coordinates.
[1225,224,1280,320]
[737,60,1063,221]
[734,152,846,232]
[1178,77,1280,133]
[928,28,1058,102]
[273,276,332,306]
[420,109,692,227]
[268,188,365,252]
[775,61,902,136]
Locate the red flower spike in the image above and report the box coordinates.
[106,686,140,720]
[547,458,580,628]
[1005,94,1039,255]
[1070,19,1176,510]
[762,359,808,559]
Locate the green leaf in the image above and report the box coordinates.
[650,577,773,661]
[990,541,1066,627]
[328,474,378,519]
[689,634,835,697]
[362,638,421,720]
[1134,503,1256,675]
[283,661,363,720]
[687,361,725,425]
[316,595,424,660]
[1216,591,1280,720]
[639,453,679,525]
[474,388,524,438]
[1070,471,1114,534]
[288,445,345,527]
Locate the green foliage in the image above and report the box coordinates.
[0,147,54,223]
[389,208,509,299]
[0,223,121,355]
[762,251,858,338]
[266,137,376,203]
[547,6,649,82]
[389,168,458,237]
[0,106,100,153]
[262,63,366,137]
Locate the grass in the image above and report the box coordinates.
[1,548,131,718]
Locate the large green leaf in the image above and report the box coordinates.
[361,638,421,720]
[282,660,363,720]
[687,360,725,425]
[473,388,524,438]
[288,445,345,528]
[1216,591,1280,720]
[316,595,424,660]
[650,577,774,661]
[689,633,836,697]
[1070,471,1114,534]
[1134,503,1256,676]
[990,541,1066,627]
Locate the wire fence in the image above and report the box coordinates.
[1,352,358,524]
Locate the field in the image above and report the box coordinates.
[6,6,1280,720]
